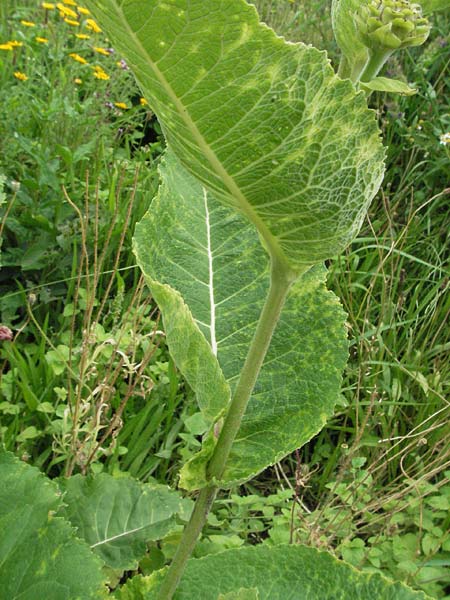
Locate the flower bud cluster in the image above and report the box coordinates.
[357,0,430,52]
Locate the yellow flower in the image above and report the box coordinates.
[42,2,55,8]
[92,65,109,80]
[77,6,90,15]
[63,0,77,5]
[35,37,49,43]
[74,77,82,84]
[85,18,102,33]
[9,40,24,47]
[93,46,110,56]
[75,33,90,40]
[57,3,77,18]
[140,97,148,106]
[69,52,87,64]
[14,71,28,81]
[20,20,36,27]
[0,43,13,51]
[64,18,80,26]
[114,102,128,110]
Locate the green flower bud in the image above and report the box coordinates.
[356,0,431,52]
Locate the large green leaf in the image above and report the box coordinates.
[134,153,348,488]
[58,473,192,571]
[0,450,105,599]
[85,0,384,270]
[115,545,431,599]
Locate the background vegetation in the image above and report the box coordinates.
[0,0,449,597]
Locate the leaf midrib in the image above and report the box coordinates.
[115,2,292,272]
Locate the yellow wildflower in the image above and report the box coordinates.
[42,2,55,8]
[75,33,90,39]
[114,102,128,110]
[93,46,110,56]
[35,37,49,43]
[20,20,36,27]
[74,77,82,84]
[14,71,28,81]
[63,0,77,5]
[57,3,77,18]
[9,40,23,47]
[64,18,80,26]
[77,6,90,15]
[140,97,148,106]
[0,43,13,51]
[69,52,87,64]
[92,65,109,80]
[85,18,102,33]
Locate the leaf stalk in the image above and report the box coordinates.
[157,258,302,599]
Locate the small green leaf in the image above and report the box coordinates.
[16,425,40,442]
[59,473,192,571]
[116,545,431,599]
[0,450,105,599]
[360,77,417,95]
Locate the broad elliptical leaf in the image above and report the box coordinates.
[115,545,431,599]
[134,153,348,488]
[0,450,105,599]
[84,0,385,270]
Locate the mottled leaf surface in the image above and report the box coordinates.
[219,589,259,600]
[59,473,192,571]
[116,545,431,599]
[134,154,348,488]
[85,0,384,269]
[0,450,105,599]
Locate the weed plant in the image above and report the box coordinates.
[0,0,449,597]
[0,1,191,481]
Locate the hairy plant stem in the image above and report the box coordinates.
[359,49,392,82]
[157,258,300,600]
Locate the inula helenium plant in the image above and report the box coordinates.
[0,0,439,598]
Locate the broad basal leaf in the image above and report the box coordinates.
[116,545,431,599]
[0,450,105,599]
[134,153,348,488]
[59,473,192,571]
[85,0,385,270]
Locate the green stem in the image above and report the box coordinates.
[157,258,300,599]
[359,49,392,82]
[337,55,350,79]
